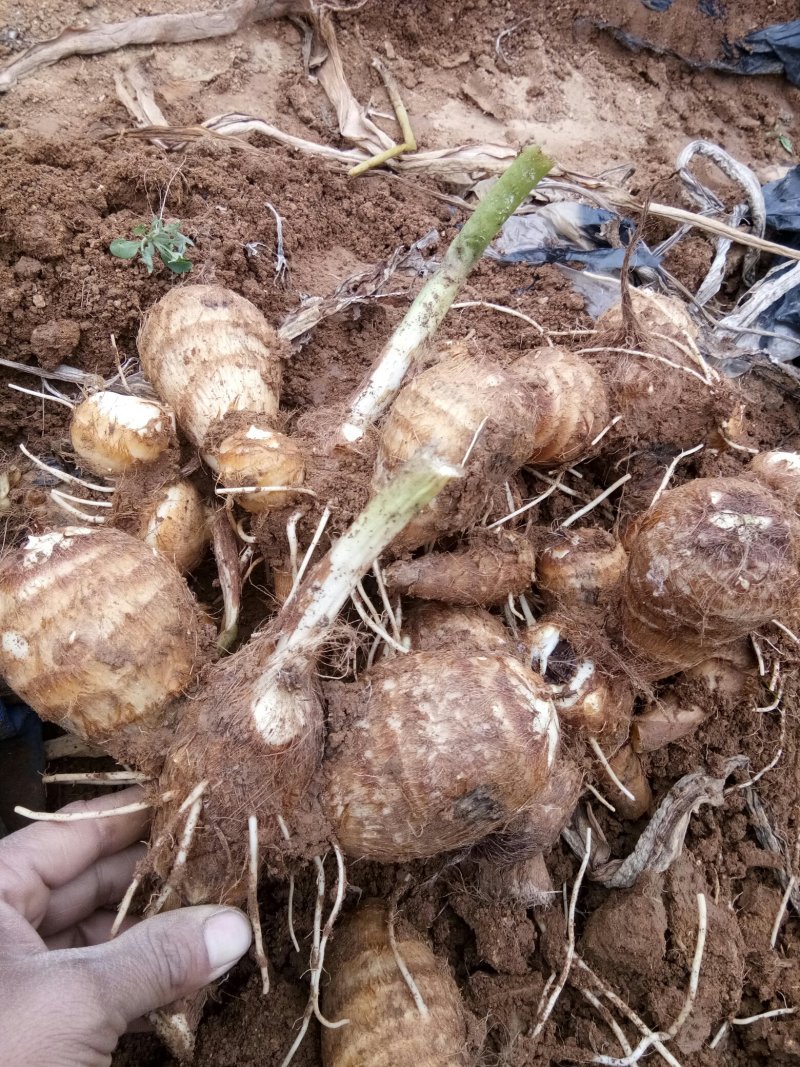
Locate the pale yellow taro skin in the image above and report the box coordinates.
[374,352,535,549]
[512,346,609,466]
[211,426,306,513]
[138,481,209,574]
[538,527,627,608]
[70,391,175,475]
[750,450,800,508]
[0,526,205,740]
[322,650,559,862]
[138,284,282,448]
[322,901,470,1067]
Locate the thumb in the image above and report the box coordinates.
[79,906,252,1025]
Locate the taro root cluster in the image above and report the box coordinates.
[0,279,798,1065]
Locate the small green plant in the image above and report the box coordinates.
[109,216,194,275]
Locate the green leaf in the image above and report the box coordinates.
[779,133,794,155]
[109,238,141,260]
[140,243,156,274]
[132,223,150,237]
[165,256,193,275]
[155,240,180,262]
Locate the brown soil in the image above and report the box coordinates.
[2,0,800,1065]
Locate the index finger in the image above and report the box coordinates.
[0,787,151,923]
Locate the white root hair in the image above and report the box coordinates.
[388,893,430,1018]
[275,815,301,955]
[588,738,636,803]
[149,789,206,915]
[585,782,617,813]
[49,491,107,524]
[372,559,402,643]
[109,877,141,940]
[284,506,331,607]
[576,958,682,1067]
[772,619,800,644]
[770,876,797,950]
[279,846,349,1067]
[14,799,155,822]
[518,592,536,628]
[711,1006,799,1049]
[576,346,712,385]
[590,414,624,447]
[751,636,767,676]
[247,815,270,995]
[733,1007,797,1025]
[45,489,112,507]
[350,585,408,656]
[561,474,632,529]
[286,510,304,580]
[649,443,705,510]
[8,382,75,409]
[460,416,489,467]
[530,827,592,1042]
[488,478,561,530]
[580,988,633,1057]
[42,771,150,784]
[215,485,318,497]
[729,699,786,792]
[452,299,548,338]
[590,893,706,1066]
[18,442,115,492]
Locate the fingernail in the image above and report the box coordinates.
[204,909,252,980]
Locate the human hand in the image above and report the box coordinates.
[0,786,252,1067]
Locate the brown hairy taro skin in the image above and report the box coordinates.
[0,526,209,746]
[537,526,627,609]
[374,351,535,551]
[138,284,283,450]
[149,641,325,904]
[384,530,534,606]
[402,601,512,655]
[596,288,701,366]
[321,650,560,862]
[618,477,800,679]
[512,347,609,466]
[322,901,471,1067]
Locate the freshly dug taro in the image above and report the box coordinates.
[618,477,800,678]
[537,526,627,609]
[136,480,210,575]
[383,529,534,606]
[522,617,633,739]
[70,390,176,475]
[750,449,800,509]
[321,650,560,862]
[373,350,534,550]
[322,901,472,1067]
[138,284,304,512]
[374,345,610,551]
[402,600,512,655]
[511,346,609,466]
[0,526,209,751]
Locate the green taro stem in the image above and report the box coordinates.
[278,452,459,656]
[340,145,554,443]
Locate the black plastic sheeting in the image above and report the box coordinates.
[488,165,800,359]
[722,22,800,87]
[489,203,660,272]
[600,19,800,88]
[763,165,800,248]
